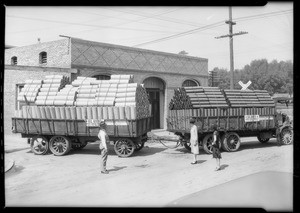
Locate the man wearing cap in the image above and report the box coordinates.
[98,119,109,174]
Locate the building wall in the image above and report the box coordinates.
[71,38,208,77]
[4,66,76,135]
[4,37,209,131]
[4,38,71,68]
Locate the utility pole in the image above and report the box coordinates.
[215,7,248,89]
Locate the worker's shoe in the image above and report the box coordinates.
[101,170,109,174]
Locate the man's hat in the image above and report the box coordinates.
[99,119,106,126]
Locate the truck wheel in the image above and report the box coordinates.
[220,134,229,152]
[257,132,270,143]
[30,136,49,155]
[134,141,145,152]
[184,140,191,151]
[114,138,135,157]
[72,142,87,150]
[223,132,241,152]
[49,136,72,156]
[203,134,214,154]
[203,134,222,154]
[280,128,293,145]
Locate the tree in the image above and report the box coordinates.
[178,50,188,55]
[211,59,293,95]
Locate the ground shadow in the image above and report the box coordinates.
[175,146,208,155]
[5,165,24,178]
[107,166,127,172]
[68,143,168,157]
[219,164,229,170]
[238,140,284,151]
[195,160,206,164]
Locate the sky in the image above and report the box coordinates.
[5,3,293,71]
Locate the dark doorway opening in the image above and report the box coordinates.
[146,88,160,130]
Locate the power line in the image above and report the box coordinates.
[102,7,209,28]
[132,8,292,48]
[132,21,225,47]
[6,15,181,34]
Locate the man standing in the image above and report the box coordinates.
[190,118,199,164]
[98,119,109,174]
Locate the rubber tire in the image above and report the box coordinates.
[49,136,72,156]
[114,138,135,157]
[257,132,270,143]
[72,142,87,150]
[184,140,191,151]
[203,134,214,154]
[280,128,293,145]
[220,134,229,152]
[223,132,241,152]
[30,136,49,155]
[134,141,145,152]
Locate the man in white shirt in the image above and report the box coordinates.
[98,119,109,174]
[190,118,199,164]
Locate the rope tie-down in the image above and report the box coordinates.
[147,133,184,149]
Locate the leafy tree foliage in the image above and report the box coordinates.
[210,59,293,95]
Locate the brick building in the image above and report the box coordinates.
[4,37,208,134]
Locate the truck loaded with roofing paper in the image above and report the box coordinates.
[167,86,293,154]
[12,74,152,157]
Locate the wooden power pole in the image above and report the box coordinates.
[215,7,248,89]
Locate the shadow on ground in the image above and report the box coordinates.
[68,143,168,157]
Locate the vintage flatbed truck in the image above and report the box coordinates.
[167,107,293,154]
[166,86,293,154]
[12,116,151,157]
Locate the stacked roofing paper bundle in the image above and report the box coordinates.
[75,85,98,106]
[115,83,151,119]
[35,75,70,105]
[168,87,193,110]
[224,90,264,107]
[108,74,134,84]
[17,79,43,103]
[254,90,275,107]
[94,81,117,106]
[72,76,98,106]
[53,85,78,106]
[71,76,98,86]
[184,86,228,108]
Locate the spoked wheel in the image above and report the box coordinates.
[30,136,49,155]
[220,134,229,152]
[280,128,293,145]
[257,132,270,143]
[203,134,214,154]
[114,138,135,157]
[49,136,72,156]
[223,132,241,152]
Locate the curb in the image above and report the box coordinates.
[5,158,15,173]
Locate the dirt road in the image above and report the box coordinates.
[4,133,293,208]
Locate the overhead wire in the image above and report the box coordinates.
[131,9,293,47]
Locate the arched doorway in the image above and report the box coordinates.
[92,74,111,80]
[143,77,165,129]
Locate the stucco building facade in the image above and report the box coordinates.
[4,37,208,134]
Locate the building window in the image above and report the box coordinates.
[182,79,200,87]
[16,83,25,110]
[39,52,47,64]
[11,56,17,65]
[93,74,111,80]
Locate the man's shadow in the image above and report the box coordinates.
[108,166,127,172]
[219,164,229,170]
